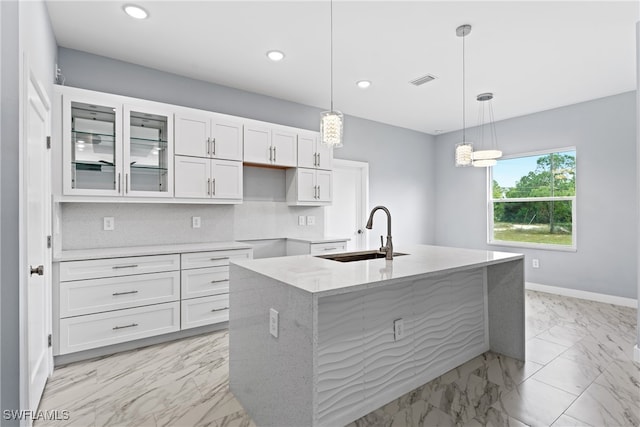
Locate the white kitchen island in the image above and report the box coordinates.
[229,245,524,427]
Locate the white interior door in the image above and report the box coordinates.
[23,70,52,417]
[325,159,369,251]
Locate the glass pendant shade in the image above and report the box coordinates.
[455,142,473,167]
[320,110,343,147]
[472,149,502,160]
[472,158,497,167]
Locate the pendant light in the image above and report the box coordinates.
[472,92,502,167]
[454,24,473,167]
[320,0,343,147]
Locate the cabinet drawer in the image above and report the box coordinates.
[60,254,180,281]
[181,249,251,270]
[59,302,180,354]
[310,242,347,254]
[181,266,229,299]
[60,271,180,318]
[181,294,229,330]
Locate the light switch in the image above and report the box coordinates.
[298,216,306,226]
[306,215,315,226]
[394,318,405,341]
[192,216,201,228]
[103,217,115,231]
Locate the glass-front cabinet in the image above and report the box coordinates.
[62,91,173,197]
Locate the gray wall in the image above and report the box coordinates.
[434,92,637,299]
[2,0,56,421]
[57,48,435,248]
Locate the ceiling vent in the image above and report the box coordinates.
[409,74,437,86]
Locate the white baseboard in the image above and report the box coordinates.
[525,282,638,308]
[635,345,640,363]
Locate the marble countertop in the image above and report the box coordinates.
[54,241,253,262]
[232,244,523,297]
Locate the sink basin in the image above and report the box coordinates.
[316,250,408,262]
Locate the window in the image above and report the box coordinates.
[489,149,576,250]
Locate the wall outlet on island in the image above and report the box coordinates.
[393,318,405,341]
[532,259,540,268]
[269,308,279,338]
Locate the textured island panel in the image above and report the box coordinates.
[413,270,488,378]
[229,264,314,427]
[316,291,366,426]
[487,259,525,360]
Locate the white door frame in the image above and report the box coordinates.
[19,55,53,421]
[325,158,370,250]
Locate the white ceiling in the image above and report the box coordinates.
[45,0,639,135]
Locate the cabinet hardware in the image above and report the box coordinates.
[212,178,216,195]
[323,247,338,251]
[313,153,318,166]
[113,323,138,330]
[273,146,277,162]
[317,153,321,167]
[269,146,273,161]
[125,173,129,194]
[210,279,229,284]
[206,137,211,156]
[212,138,216,155]
[112,264,139,269]
[207,178,211,195]
[30,265,44,276]
[210,257,229,261]
[117,173,121,193]
[112,290,139,296]
[318,185,321,199]
[211,307,229,312]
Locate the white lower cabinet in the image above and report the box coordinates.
[181,294,229,330]
[59,302,180,354]
[55,246,252,356]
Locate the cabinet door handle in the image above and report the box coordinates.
[210,257,229,261]
[207,178,211,195]
[210,279,229,284]
[269,146,273,162]
[117,173,121,193]
[211,307,229,312]
[112,264,139,269]
[113,323,138,330]
[212,178,216,196]
[317,153,320,167]
[112,290,139,296]
[318,185,321,199]
[125,173,129,194]
[206,137,210,156]
[212,138,216,156]
[273,146,277,162]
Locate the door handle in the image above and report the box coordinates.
[357,229,364,234]
[29,265,44,276]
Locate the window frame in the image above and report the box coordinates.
[487,147,577,252]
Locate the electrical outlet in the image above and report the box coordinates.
[394,318,405,341]
[103,217,115,231]
[532,259,540,268]
[192,216,201,228]
[269,308,279,338]
[306,215,315,226]
[298,215,306,226]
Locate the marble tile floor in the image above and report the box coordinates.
[36,290,639,427]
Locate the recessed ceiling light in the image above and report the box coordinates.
[266,50,285,62]
[123,5,148,20]
[356,80,371,89]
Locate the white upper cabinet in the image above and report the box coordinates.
[175,112,243,161]
[211,159,243,200]
[244,124,297,167]
[174,156,242,201]
[62,88,173,198]
[297,131,333,170]
[286,168,332,206]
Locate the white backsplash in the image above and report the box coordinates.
[59,201,324,250]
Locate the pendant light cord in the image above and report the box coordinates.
[330,0,334,112]
[462,30,466,143]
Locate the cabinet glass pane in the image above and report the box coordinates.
[129,110,169,193]
[71,102,117,190]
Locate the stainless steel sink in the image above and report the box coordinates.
[316,250,408,263]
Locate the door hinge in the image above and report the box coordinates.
[47,235,52,249]
[47,334,52,347]
[46,136,51,149]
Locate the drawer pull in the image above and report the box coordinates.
[211,279,229,284]
[112,264,139,269]
[210,257,229,261]
[112,290,139,296]
[113,323,138,330]
[211,307,229,312]
[323,247,338,251]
